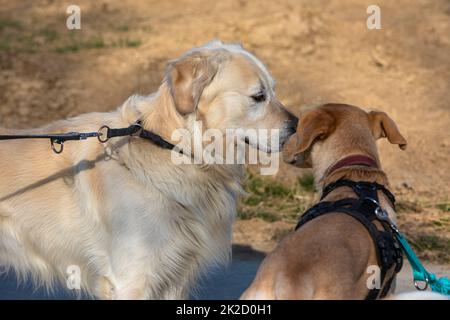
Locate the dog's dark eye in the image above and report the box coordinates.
[251,92,266,103]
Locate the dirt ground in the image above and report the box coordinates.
[0,0,449,261]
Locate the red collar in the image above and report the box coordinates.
[327,155,378,176]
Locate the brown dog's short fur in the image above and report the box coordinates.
[241,104,407,300]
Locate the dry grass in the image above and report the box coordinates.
[0,17,141,54]
[238,170,450,263]
[238,171,316,223]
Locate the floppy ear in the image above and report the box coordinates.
[368,111,407,150]
[166,52,219,115]
[297,108,336,153]
[283,107,336,167]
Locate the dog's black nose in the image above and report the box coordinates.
[286,112,299,135]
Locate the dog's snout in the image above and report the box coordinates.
[288,154,299,165]
[279,110,298,149]
[286,112,298,135]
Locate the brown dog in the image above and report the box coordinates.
[241,104,407,300]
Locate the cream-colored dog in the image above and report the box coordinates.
[0,41,297,299]
[241,104,407,299]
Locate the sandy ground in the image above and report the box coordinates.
[0,0,449,298]
[1,0,449,198]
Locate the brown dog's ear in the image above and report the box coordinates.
[283,107,336,167]
[296,108,336,153]
[368,111,407,150]
[166,52,219,115]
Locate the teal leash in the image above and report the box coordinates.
[391,226,450,296]
[373,203,450,296]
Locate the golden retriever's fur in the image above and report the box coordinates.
[0,41,297,299]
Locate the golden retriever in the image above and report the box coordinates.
[0,40,297,299]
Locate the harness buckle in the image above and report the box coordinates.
[414,278,429,291]
[131,121,143,136]
[375,207,390,222]
[362,196,392,224]
[363,196,379,207]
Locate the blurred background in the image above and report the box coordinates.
[0,0,449,298]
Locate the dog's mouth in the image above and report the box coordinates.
[287,155,297,165]
[242,125,296,153]
[243,137,269,153]
[243,137,282,154]
[285,152,309,167]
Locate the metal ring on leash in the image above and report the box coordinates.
[51,139,64,154]
[364,196,380,207]
[97,125,110,143]
[414,278,429,291]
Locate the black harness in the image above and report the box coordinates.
[295,179,403,299]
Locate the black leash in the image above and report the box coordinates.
[0,121,181,154]
[0,131,102,154]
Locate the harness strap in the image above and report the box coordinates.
[296,180,404,299]
[321,179,396,208]
[296,201,387,299]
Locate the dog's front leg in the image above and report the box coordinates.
[93,275,117,300]
[161,285,189,300]
[94,275,150,300]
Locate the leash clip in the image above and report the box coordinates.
[389,223,400,234]
[363,196,391,223]
[414,278,429,291]
[50,139,64,154]
[375,206,390,222]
